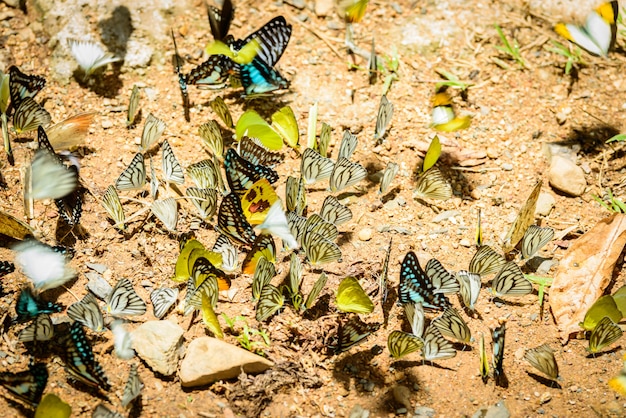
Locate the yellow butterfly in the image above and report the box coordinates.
[240,178,279,225]
[335,276,374,314]
[554,1,618,57]
[430,92,471,132]
[174,239,222,282]
[235,106,299,150]
[205,38,260,64]
[242,233,276,275]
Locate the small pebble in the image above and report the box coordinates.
[363,381,375,392]
[358,228,373,241]
[414,406,436,417]
[393,385,412,409]
[502,162,513,171]
[539,392,551,404]
[101,119,113,129]
[459,238,471,247]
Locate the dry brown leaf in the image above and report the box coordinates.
[550,213,626,343]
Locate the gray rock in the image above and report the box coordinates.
[85,271,113,300]
[349,405,370,418]
[535,192,555,216]
[472,401,510,418]
[414,406,436,417]
[548,156,586,197]
[132,320,184,376]
[179,337,273,387]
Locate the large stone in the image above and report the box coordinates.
[132,320,184,376]
[179,337,273,387]
[548,156,586,197]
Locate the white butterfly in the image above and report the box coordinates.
[111,320,135,360]
[68,39,121,78]
[255,200,299,249]
[28,150,78,200]
[14,240,75,292]
[150,198,178,231]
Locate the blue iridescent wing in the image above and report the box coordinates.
[238,58,289,96]
[15,288,63,322]
[398,251,449,310]
[0,362,48,407]
[224,148,278,195]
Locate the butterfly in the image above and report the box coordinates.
[127,85,140,126]
[242,233,276,275]
[317,122,331,157]
[554,1,618,56]
[521,225,554,259]
[336,276,374,314]
[140,113,166,152]
[0,260,15,277]
[111,320,134,360]
[379,162,399,195]
[479,333,489,383]
[387,330,424,359]
[28,149,78,200]
[397,251,450,310]
[13,97,51,134]
[368,37,377,84]
[378,238,392,304]
[423,135,442,172]
[207,0,233,41]
[150,287,178,319]
[304,213,338,242]
[329,158,367,192]
[285,175,307,216]
[430,91,471,132]
[105,278,147,317]
[304,272,328,311]
[255,284,284,322]
[200,292,224,338]
[14,240,75,292]
[404,301,425,337]
[490,261,533,297]
[475,208,483,247]
[186,187,218,221]
[422,326,456,361]
[492,323,506,387]
[14,287,63,322]
[0,361,48,407]
[199,120,224,159]
[8,66,46,114]
[212,234,238,273]
[319,195,352,226]
[68,39,121,78]
[161,140,184,184]
[414,167,451,201]
[205,38,261,65]
[457,270,481,312]
[431,307,471,344]
[238,136,283,167]
[338,130,358,160]
[150,198,179,232]
[374,95,393,142]
[256,200,299,249]
[18,314,54,342]
[55,186,83,226]
[187,158,221,189]
[287,211,308,246]
[241,178,279,225]
[301,148,335,185]
[184,55,234,90]
[302,231,341,266]
[524,344,559,380]
[469,245,506,277]
[170,31,192,123]
[582,295,622,331]
[150,157,159,199]
[502,180,542,254]
[287,253,303,298]
[121,364,143,407]
[237,52,289,97]
[116,153,146,191]
[174,239,223,283]
[425,258,459,294]
[93,404,124,418]
[67,292,104,332]
[251,256,276,301]
[65,322,111,390]
[224,148,278,195]
[588,316,623,353]
[609,354,626,396]
[332,317,380,354]
[338,0,369,23]
[217,193,257,246]
[101,185,126,230]
[185,273,219,316]
[235,106,298,150]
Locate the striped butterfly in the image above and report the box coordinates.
[288,253,303,297]
[414,167,451,201]
[490,261,533,297]
[502,180,542,254]
[338,130,358,160]
[28,149,78,200]
[187,159,220,189]
[374,95,393,142]
[303,231,342,266]
[67,293,105,332]
[185,274,218,316]
[212,234,238,273]
[150,157,159,199]
[150,287,178,319]
[15,287,63,323]
[521,225,554,259]
[65,322,111,390]
[14,240,75,292]
[8,65,46,112]
[101,185,125,230]
[13,97,51,134]
[251,256,276,300]
[238,49,290,97]
[304,213,338,242]
[256,200,299,249]
[582,295,622,331]
[368,38,377,84]
[224,148,278,195]
[210,96,234,128]
[457,270,481,311]
[492,322,507,387]
[336,276,374,314]
[398,251,450,310]
[242,233,276,275]
[588,316,623,353]
[425,258,460,294]
[0,260,15,278]
[111,320,134,360]
[476,208,483,247]
[379,162,399,195]
[184,54,233,90]
[379,238,392,304]
[207,0,233,41]
[524,343,559,380]
[554,1,618,57]
[140,113,166,152]
[329,158,367,192]
[255,284,284,322]
[217,193,257,246]
[0,362,48,407]
[304,272,327,310]
[105,278,147,317]
[422,326,456,361]
[127,84,140,127]
[301,148,334,185]
[479,333,489,382]
[121,364,143,408]
[93,404,124,418]
[170,30,190,122]
[241,178,279,225]
[199,120,223,159]
[469,245,506,277]
[285,175,307,216]
[186,187,218,221]
[161,140,184,184]
[55,185,83,226]
[116,153,146,191]
[404,301,425,337]
[68,39,121,78]
[318,122,331,158]
[319,195,352,226]
[18,314,54,342]
[241,16,292,68]
[150,198,178,231]
[388,330,424,359]
[287,211,308,245]
[432,307,471,344]
[238,136,283,168]
[193,256,230,291]
[333,318,380,354]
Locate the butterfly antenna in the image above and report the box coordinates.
[171,29,190,122]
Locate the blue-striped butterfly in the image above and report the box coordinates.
[15,287,63,323]
[0,361,48,407]
[217,193,257,246]
[224,148,278,195]
[398,251,450,310]
[65,322,110,390]
[8,66,46,114]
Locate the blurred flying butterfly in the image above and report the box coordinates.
[588,316,623,353]
[238,136,283,167]
[304,272,328,311]
[105,278,147,317]
[329,158,367,193]
[224,148,278,195]
[319,195,352,226]
[422,326,456,361]
[150,198,178,231]
[457,270,481,312]
[13,97,51,134]
[18,314,54,342]
[55,186,83,226]
[65,322,111,390]
[398,251,450,310]
[111,320,134,360]
[431,307,471,344]
[521,225,554,259]
[150,287,178,319]
[14,240,75,292]
[490,261,533,297]
[302,231,341,266]
[127,84,140,127]
[338,0,369,23]
[388,330,424,359]
[0,260,15,278]
[116,153,146,191]
[186,187,218,221]
[469,245,506,277]
[8,66,46,115]
[492,323,506,387]
[0,362,48,407]
[374,95,393,143]
[379,162,399,195]
[430,91,471,132]
[414,166,451,201]
[255,284,284,322]
[205,38,261,65]
[121,364,143,408]
[335,276,374,314]
[187,158,221,189]
[93,404,124,418]
[554,1,618,57]
[15,287,63,322]
[217,192,257,246]
[338,130,358,160]
[332,317,380,354]
[140,113,166,152]
[301,148,334,185]
[242,233,276,275]
[404,301,425,337]
[27,149,78,200]
[524,343,559,380]
[199,120,224,159]
[67,292,104,332]
[101,185,126,230]
[251,256,276,301]
[68,39,121,79]
[212,234,238,273]
[285,175,307,216]
[161,140,184,184]
[502,180,542,254]
[241,178,279,225]
[425,258,459,294]
[256,200,299,249]
[207,0,233,41]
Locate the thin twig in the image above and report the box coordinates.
[283,11,343,59]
